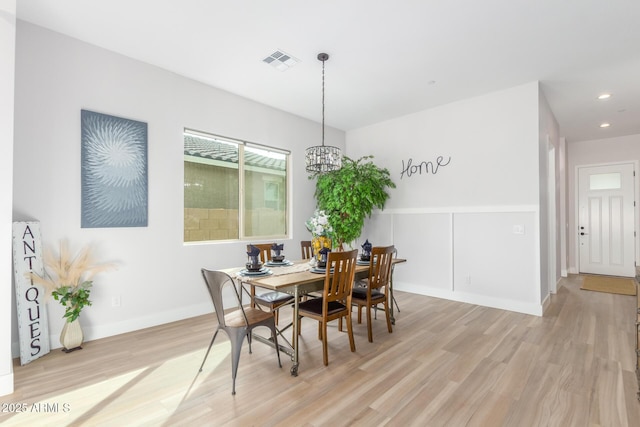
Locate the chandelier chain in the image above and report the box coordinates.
[321,56,325,147]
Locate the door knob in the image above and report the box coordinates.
[580,232,588,236]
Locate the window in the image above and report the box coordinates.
[589,172,621,190]
[184,130,288,242]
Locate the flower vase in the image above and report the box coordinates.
[60,318,84,353]
[312,236,332,262]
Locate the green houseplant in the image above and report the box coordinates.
[313,155,396,249]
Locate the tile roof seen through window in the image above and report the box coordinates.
[184,134,285,171]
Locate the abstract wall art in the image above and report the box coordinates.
[81,110,148,228]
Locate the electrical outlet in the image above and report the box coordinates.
[465,275,471,285]
[111,296,121,307]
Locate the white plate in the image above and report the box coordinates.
[265,260,293,267]
[239,268,273,276]
[310,267,334,274]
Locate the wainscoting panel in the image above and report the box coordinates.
[363,207,542,315]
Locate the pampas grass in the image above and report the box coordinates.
[28,240,115,321]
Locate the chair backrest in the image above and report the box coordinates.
[201,269,246,328]
[247,243,273,263]
[368,245,395,291]
[300,240,313,259]
[323,249,358,304]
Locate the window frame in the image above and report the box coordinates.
[183,128,290,243]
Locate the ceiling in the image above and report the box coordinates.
[16,0,640,143]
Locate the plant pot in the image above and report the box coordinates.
[60,318,84,352]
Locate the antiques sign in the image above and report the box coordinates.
[12,222,50,365]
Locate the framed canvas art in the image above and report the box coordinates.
[81,110,148,228]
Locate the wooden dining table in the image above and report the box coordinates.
[224,257,406,376]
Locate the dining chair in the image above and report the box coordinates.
[248,243,273,264]
[351,245,395,342]
[198,269,281,395]
[296,249,358,366]
[390,248,401,314]
[248,243,294,324]
[300,240,314,259]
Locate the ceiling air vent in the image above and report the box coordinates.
[263,50,299,71]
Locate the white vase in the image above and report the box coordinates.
[60,319,84,352]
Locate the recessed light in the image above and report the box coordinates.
[598,93,611,100]
[599,123,611,128]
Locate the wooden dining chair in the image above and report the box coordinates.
[351,245,395,342]
[248,243,273,264]
[300,240,314,259]
[198,269,281,395]
[296,249,358,366]
[248,243,294,324]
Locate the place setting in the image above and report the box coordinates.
[310,247,334,274]
[264,243,294,267]
[237,245,273,277]
[356,239,372,265]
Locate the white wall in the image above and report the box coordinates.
[567,133,640,274]
[0,0,16,396]
[349,82,544,315]
[12,22,344,353]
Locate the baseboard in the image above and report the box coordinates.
[394,282,543,316]
[0,372,14,397]
[13,302,212,356]
[541,292,551,314]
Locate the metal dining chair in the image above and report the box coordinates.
[249,243,294,324]
[296,249,358,366]
[198,269,281,395]
[351,245,395,342]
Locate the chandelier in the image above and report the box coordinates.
[305,53,342,174]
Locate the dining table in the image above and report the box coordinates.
[223,256,406,376]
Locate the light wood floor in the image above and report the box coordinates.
[2,275,639,426]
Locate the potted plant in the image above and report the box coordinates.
[28,240,115,352]
[313,155,396,250]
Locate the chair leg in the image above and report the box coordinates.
[384,300,393,333]
[228,328,248,395]
[247,332,253,353]
[366,304,373,343]
[274,309,279,325]
[270,323,282,368]
[199,329,220,372]
[322,321,329,366]
[317,321,322,340]
[357,305,363,323]
[346,313,356,352]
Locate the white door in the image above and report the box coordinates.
[578,163,636,277]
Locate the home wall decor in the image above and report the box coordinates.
[81,110,148,228]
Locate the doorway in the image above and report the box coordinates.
[577,163,636,277]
